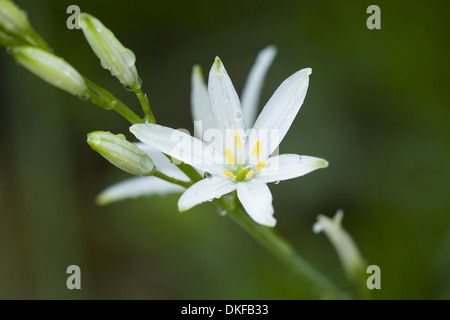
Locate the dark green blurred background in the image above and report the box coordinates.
[0,0,449,299]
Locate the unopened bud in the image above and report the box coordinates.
[11,46,87,97]
[0,0,31,36]
[80,13,140,90]
[87,131,154,176]
[313,210,365,283]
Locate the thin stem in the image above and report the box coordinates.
[24,28,50,51]
[153,171,192,189]
[134,87,156,124]
[83,77,144,124]
[215,198,349,300]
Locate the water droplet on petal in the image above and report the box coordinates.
[274,180,280,185]
[123,49,136,67]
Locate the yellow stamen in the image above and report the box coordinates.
[245,169,255,179]
[256,160,265,172]
[234,130,242,151]
[252,140,261,157]
[225,147,236,166]
[223,170,237,180]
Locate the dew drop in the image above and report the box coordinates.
[136,77,142,88]
[100,59,109,70]
[235,110,242,120]
[124,84,134,92]
[274,180,280,185]
[79,92,90,101]
[217,209,228,216]
[123,49,136,67]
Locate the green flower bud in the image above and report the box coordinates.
[87,131,155,176]
[80,13,141,90]
[0,0,31,36]
[11,46,88,97]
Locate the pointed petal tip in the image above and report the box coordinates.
[192,64,204,81]
[261,45,278,57]
[212,56,225,75]
[95,194,112,206]
[319,159,329,168]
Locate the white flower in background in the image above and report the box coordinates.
[98,46,278,205]
[130,56,328,227]
[313,210,365,282]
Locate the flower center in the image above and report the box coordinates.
[222,130,265,181]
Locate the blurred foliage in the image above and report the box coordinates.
[0,0,449,299]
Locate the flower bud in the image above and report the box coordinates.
[0,0,31,36]
[313,210,365,283]
[11,46,88,97]
[87,131,155,176]
[80,13,141,90]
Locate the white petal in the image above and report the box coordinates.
[313,210,365,281]
[256,154,328,183]
[130,123,226,176]
[252,68,311,160]
[178,176,237,212]
[236,180,276,227]
[135,142,189,181]
[96,176,184,205]
[241,46,277,127]
[190,65,216,139]
[208,57,246,135]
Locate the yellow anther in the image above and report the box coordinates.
[252,140,261,157]
[225,147,236,166]
[245,169,255,180]
[256,160,265,172]
[234,130,242,151]
[223,170,237,180]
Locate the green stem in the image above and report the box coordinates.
[153,171,192,189]
[83,78,144,124]
[216,198,349,300]
[23,28,50,51]
[134,87,156,124]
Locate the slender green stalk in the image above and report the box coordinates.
[214,197,349,300]
[134,87,156,123]
[154,171,192,189]
[83,77,144,124]
[23,28,50,51]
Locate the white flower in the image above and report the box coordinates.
[313,210,365,282]
[130,56,328,227]
[97,46,277,204]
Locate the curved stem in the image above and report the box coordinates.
[134,87,156,123]
[215,198,349,299]
[83,77,144,124]
[153,171,192,189]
